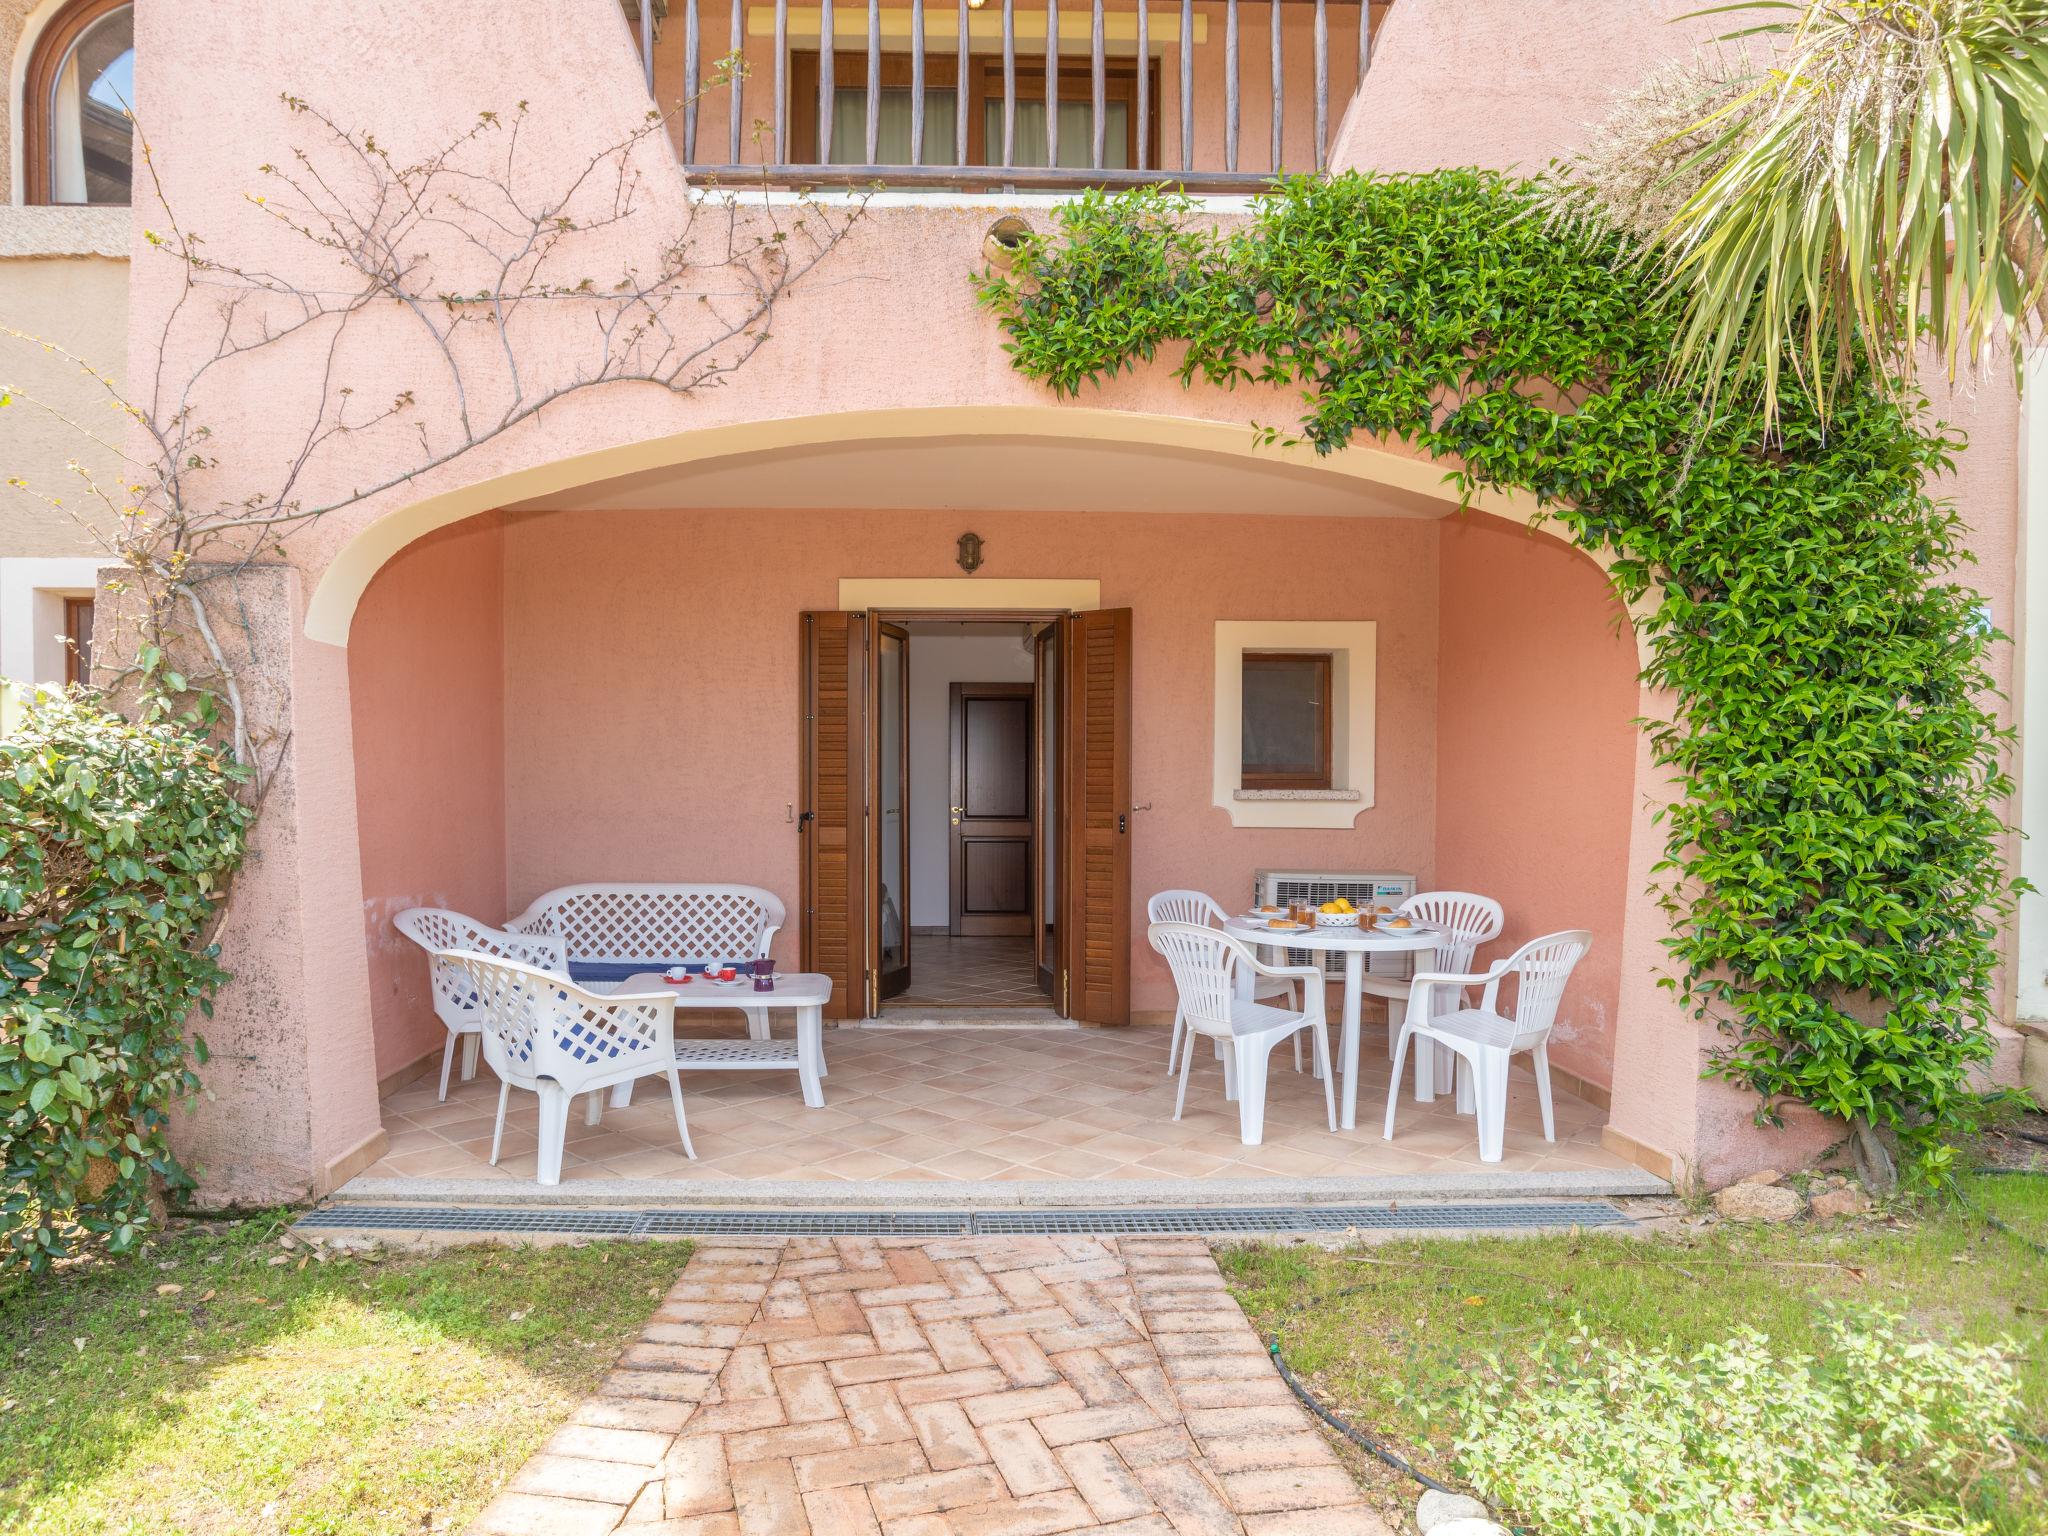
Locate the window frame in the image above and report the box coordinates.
[21,0,133,206]
[1239,650,1334,791]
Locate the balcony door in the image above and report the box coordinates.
[788,52,1153,169]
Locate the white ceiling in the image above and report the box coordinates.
[503,434,1454,519]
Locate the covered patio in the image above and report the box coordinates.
[327,418,1667,1199]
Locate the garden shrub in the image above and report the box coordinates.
[1454,1311,2020,1535]
[0,686,250,1270]
[977,172,2018,1183]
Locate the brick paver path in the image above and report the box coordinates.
[469,1236,1390,1535]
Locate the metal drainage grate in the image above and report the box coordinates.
[296,1201,1631,1238]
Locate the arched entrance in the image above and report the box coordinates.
[334,413,1662,1188]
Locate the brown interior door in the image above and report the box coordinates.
[800,611,868,1019]
[873,618,912,1002]
[949,681,1034,938]
[1060,608,1132,1025]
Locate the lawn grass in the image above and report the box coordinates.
[0,1215,685,1536]
[1220,1172,2048,1535]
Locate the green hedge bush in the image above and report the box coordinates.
[1,688,250,1270]
[977,172,2019,1183]
[1455,1311,2020,1534]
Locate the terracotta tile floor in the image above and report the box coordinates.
[888,935,1048,1010]
[469,1234,1392,1535]
[365,1020,1632,1185]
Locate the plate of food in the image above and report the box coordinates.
[1259,917,1310,932]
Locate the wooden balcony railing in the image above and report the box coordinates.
[624,0,1385,192]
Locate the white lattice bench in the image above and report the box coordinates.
[615,970,831,1109]
[507,883,788,1038]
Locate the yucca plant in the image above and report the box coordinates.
[1554,0,2048,425]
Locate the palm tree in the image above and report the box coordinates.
[1554,0,2048,425]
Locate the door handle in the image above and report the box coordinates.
[951,804,964,826]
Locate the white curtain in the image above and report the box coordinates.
[49,55,87,204]
[829,88,961,166]
[987,100,1129,170]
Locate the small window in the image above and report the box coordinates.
[23,1,134,206]
[1241,652,1332,790]
[63,596,94,686]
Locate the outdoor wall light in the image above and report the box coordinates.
[957,532,985,573]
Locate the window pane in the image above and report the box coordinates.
[51,6,134,205]
[829,86,959,165]
[986,98,1129,169]
[1242,656,1328,781]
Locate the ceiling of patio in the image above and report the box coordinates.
[502,434,1455,518]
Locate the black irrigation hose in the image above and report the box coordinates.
[1969,1203,2048,1260]
[2009,1128,2048,1149]
[1264,1334,1460,1497]
[1262,1280,1476,1504]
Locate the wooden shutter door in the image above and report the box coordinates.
[1061,608,1132,1024]
[800,611,868,1019]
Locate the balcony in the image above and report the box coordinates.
[624,0,1388,192]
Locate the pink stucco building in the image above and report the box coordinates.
[2,0,2040,1205]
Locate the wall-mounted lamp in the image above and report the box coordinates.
[957,532,985,574]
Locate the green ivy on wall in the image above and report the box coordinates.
[976,172,2019,1186]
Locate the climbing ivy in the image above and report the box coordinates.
[977,172,2019,1186]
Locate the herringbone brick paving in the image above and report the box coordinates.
[469,1236,1391,1535]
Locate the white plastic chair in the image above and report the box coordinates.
[1147,921,1334,1145]
[392,908,570,1101]
[1359,891,1504,1096]
[441,949,695,1185]
[1382,929,1591,1163]
[1146,890,1309,1077]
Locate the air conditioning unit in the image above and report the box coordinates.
[1252,869,1418,979]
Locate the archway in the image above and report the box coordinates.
[340,415,1655,1181]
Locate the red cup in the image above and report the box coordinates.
[717,966,738,982]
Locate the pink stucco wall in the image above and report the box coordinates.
[1434,512,1637,1091]
[347,516,509,1081]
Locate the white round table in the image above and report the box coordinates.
[1223,917,1442,1131]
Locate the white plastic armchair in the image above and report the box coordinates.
[439,949,695,1185]
[393,907,570,1101]
[1147,921,1334,1145]
[1359,891,1504,1095]
[1383,929,1591,1163]
[1146,890,1303,1076]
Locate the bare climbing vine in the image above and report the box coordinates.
[7,76,866,789]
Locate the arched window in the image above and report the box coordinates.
[22,0,134,205]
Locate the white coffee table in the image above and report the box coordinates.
[613,971,832,1109]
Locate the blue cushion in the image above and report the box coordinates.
[568,959,744,985]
